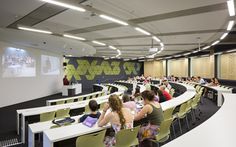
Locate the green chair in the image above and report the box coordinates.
[154,118,174,146]
[56,100,65,105]
[173,102,188,134]
[135,95,143,101]
[99,102,107,111]
[101,92,105,96]
[40,111,55,122]
[76,129,106,147]
[163,107,176,137]
[113,126,140,147]
[66,99,74,104]
[84,105,90,114]
[76,97,84,101]
[55,108,70,119]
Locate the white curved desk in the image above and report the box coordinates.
[42,83,196,147]
[163,93,236,147]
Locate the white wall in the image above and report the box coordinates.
[0,41,63,108]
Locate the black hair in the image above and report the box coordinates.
[89,100,98,112]
[122,94,131,103]
[141,90,155,101]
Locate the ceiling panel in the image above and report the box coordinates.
[78,26,145,40]
[139,10,228,34]
[85,0,227,20]
[42,9,110,29]
[34,21,77,34]
[0,0,44,27]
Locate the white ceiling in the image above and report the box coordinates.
[0,28,96,56]
[0,0,232,59]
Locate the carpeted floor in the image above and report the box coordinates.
[0,93,219,147]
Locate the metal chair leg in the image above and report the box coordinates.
[178,118,182,134]
[171,123,176,138]
[185,116,190,130]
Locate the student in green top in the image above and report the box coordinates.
[134,90,164,146]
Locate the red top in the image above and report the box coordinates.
[63,77,69,85]
[162,90,172,101]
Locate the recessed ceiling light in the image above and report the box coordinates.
[160,42,164,47]
[109,45,117,50]
[18,26,52,34]
[227,0,235,16]
[227,20,234,31]
[174,55,181,57]
[138,60,145,62]
[117,50,121,55]
[135,27,151,35]
[92,41,106,46]
[220,33,229,40]
[152,36,161,42]
[63,34,85,41]
[99,14,128,26]
[41,0,86,12]
[211,40,220,46]
[184,52,191,56]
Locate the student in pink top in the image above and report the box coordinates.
[122,94,136,112]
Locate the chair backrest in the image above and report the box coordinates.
[66,99,74,104]
[76,129,106,147]
[178,102,188,117]
[84,104,90,114]
[185,100,192,112]
[114,126,140,147]
[99,102,106,111]
[156,118,173,141]
[56,100,65,105]
[40,111,55,122]
[135,95,143,101]
[163,107,175,120]
[55,108,70,119]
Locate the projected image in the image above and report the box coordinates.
[41,55,60,75]
[2,47,36,77]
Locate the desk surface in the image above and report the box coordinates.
[47,91,103,104]
[163,93,236,147]
[18,92,122,117]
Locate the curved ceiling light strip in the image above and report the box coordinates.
[37,0,166,59]
[40,0,86,12]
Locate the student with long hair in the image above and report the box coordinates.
[98,94,134,147]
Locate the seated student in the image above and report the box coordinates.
[197,76,206,85]
[79,100,101,123]
[208,77,220,86]
[134,90,164,145]
[152,88,159,102]
[156,88,166,103]
[98,95,134,147]
[122,94,136,112]
[63,75,70,85]
[159,85,172,101]
[162,80,172,91]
